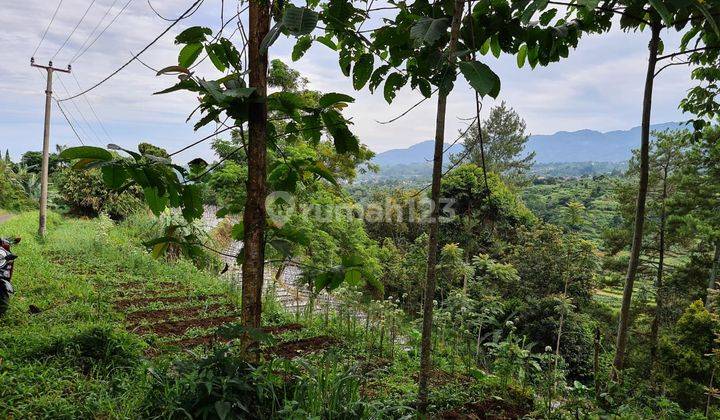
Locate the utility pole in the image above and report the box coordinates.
[30,58,70,237]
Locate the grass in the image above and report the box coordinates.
[0,211,522,418]
[0,211,242,418]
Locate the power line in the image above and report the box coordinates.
[34,67,87,146]
[55,100,86,145]
[69,0,135,65]
[58,0,204,102]
[32,0,65,58]
[68,0,121,64]
[71,72,113,142]
[51,0,98,61]
[56,74,103,145]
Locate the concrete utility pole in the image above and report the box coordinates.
[30,58,70,237]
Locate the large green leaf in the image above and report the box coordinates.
[517,44,528,68]
[309,162,338,186]
[520,0,549,23]
[383,72,406,104]
[410,17,450,46]
[175,26,212,44]
[60,146,112,161]
[101,166,127,189]
[318,92,355,108]
[321,110,360,154]
[206,44,228,71]
[178,43,203,67]
[260,22,283,55]
[292,35,313,61]
[459,61,501,98]
[352,53,374,90]
[282,5,319,36]
[231,222,244,241]
[181,184,204,221]
[648,0,674,27]
[144,186,169,216]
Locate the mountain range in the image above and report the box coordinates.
[371,122,684,167]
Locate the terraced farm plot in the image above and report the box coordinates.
[0,212,341,418]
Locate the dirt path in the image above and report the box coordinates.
[0,213,12,224]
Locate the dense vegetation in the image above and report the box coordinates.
[3,0,720,418]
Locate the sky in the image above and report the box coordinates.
[0,0,697,163]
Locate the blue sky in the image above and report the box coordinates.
[0,0,696,163]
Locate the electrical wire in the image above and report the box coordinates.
[67,0,121,64]
[51,0,98,61]
[32,0,65,58]
[57,75,103,145]
[58,0,204,102]
[55,100,86,145]
[33,67,88,146]
[69,0,135,65]
[71,72,113,142]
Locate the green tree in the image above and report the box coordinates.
[563,200,587,232]
[670,126,720,299]
[453,101,535,182]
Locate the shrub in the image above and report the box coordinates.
[516,297,595,381]
[56,167,144,219]
[23,325,144,375]
[0,161,34,210]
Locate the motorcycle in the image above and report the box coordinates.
[0,237,20,317]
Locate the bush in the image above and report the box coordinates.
[516,297,595,381]
[0,161,35,211]
[56,167,144,219]
[23,325,144,375]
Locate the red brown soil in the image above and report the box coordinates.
[262,323,303,334]
[412,369,467,388]
[437,399,531,419]
[117,287,190,298]
[132,315,240,336]
[113,294,223,310]
[152,323,306,353]
[124,303,226,325]
[268,336,338,358]
[112,280,180,289]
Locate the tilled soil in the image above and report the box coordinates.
[124,303,226,325]
[437,399,531,419]
[116,285,189,298]
[132,315,241,336]
[154,323,306,353]
[114,294,223,310]
[268,336,338,358]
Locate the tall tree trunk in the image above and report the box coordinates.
[650,163,668,368]
[612,23,661,380]
[242,1,270,336]
[708,240,720,294]
[417,0,465,413]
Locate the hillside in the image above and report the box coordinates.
[367,122,683,179]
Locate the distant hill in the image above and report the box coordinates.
[362,122,684,182]
[527,122,683,163]
[371,122,683,167]
[371,140,463,167]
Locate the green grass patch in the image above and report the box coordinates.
[0,212,241,418]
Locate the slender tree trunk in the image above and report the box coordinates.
[612,24,661,380]
[650,164,669,367]
[707,366,717,417]
[417,0,465,413]
[242,2,270,336]
[708,240,720,294]
[594,327,600,399]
